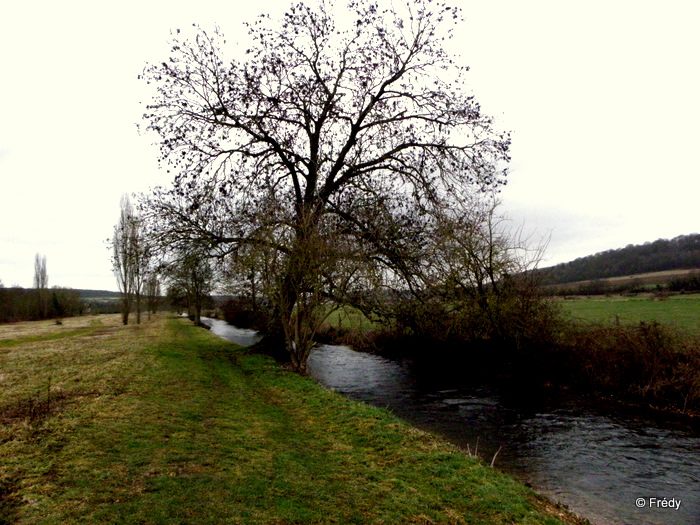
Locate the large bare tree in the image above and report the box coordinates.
[141,0,509,372]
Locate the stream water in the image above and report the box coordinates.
[203,317,263,347]
[204,319,699,524]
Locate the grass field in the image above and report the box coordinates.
[0,314,580,524]
[556,294,700,333]
[323,305,377,331]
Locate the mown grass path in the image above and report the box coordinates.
[0,315,582,524]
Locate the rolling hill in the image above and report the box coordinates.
[538,234,700,285]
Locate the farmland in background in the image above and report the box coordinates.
[556,294,700,333]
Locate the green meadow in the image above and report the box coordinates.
[556,294,700,333]
[0,315,581,524]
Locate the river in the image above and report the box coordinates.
[204,317,263,347]
[203,319,700,525]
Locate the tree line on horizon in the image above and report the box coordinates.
[0,255,84,323]
[537,234,700,285]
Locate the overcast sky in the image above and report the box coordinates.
[1,0,698,291]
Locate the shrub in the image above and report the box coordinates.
[669,272,700,293]
[221,297,269,331]
[549,321,700,414]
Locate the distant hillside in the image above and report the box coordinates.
[538,234,700,285]
[77,289,121,299]
[77,289,121,314]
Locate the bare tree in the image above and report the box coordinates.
[112,196,135,324]
[414,193,550,343]
[162,249,214,326]
[33,253,48,319]
[130,216,152,324]
[141,1,509,372]
[426,195,542,301]
[145,273,161,319]
[111,195,152,324]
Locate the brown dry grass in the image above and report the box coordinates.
[0,314,122,341]
[0,314,148,420]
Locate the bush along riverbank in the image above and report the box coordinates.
[315,301,700,419]
[0,314,585,524]
[545,320,700,417]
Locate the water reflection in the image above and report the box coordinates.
[307,344,700,525]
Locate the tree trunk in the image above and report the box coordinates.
[121,295,131,325]
[278,214,324,374]
[250,271,257,315]
[194,297,202,326]
[135,290,142,324]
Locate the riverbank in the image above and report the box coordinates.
[0,314,585,524]
[314,301,700,420]
[307,343,700,525]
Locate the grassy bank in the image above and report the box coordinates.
[0,315,582,524]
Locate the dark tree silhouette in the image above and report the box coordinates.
[161,249,214,326]
[141,0,509,372]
